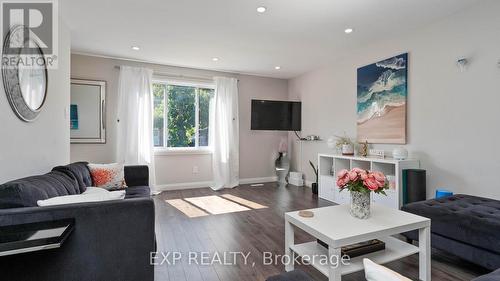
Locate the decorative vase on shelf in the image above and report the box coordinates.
[350,191,371,219]
[392,147,408,160]
[341,144,354,155]
[327,137,336,149]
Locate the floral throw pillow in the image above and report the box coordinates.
[87,163,126,190]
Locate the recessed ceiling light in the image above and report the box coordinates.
[344,28,354,34]
[275,66,281,70]
[131,46,140,50]
[257,6,267,13]
[212,57,219,62]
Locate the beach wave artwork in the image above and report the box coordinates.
[357,53,407,144]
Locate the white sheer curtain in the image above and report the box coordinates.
[116,66,156,191]
[210,77,239,190]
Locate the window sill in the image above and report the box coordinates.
[154,148,212,156]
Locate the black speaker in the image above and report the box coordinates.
[402,169,426,204]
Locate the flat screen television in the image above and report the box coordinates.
[251,100,301,131]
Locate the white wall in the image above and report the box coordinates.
[0,21,71,183]
[289,0,500,199]
[70,54,289,187]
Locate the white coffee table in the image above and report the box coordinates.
[285,204,431,281]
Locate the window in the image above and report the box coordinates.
[153,81,214,149]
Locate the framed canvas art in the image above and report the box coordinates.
[357,53,407,144]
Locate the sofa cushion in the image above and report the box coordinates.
[37,187,126,206]
[124,186,151,199]
[53,162,92,193]
[402,194,500,254]
[87,163,126,190]
[0,171,80,209]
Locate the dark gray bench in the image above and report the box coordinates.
[473,268,500,281]
[403,194,500,270]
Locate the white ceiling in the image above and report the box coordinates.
[63,0,480,79]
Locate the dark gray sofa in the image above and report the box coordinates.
[402,194,500,270]
[0,162,155,281]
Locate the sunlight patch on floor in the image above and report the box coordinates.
[184,195,250,215]
[165,199,209,218]
[221,194,267,209]
[165,194,268,218]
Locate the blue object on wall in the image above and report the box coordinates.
[435,189,453,198]
[70,104,79,130]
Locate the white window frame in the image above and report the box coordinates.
[153,78,214,155]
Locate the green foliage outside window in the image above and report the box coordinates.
[153,82,214,148]
[167,85,196,147]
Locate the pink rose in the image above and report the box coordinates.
[364,178,380,191]
[370,171,386,187]
[372,171,385,182]
[336,178,346,187]
[352,168,366,174]
[337,169,348,179]
[348,171,358,181]
[359,171,368,180]
[336,169,350,188]
[377,180,385,188]
[337,176,349,188]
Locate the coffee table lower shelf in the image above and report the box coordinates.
[289,236,419,276]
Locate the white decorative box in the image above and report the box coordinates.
[288,177,304,186]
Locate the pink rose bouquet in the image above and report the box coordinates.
[336,168,388,195]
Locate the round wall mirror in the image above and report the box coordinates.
[1,25,48,122]
[18,56,47,111]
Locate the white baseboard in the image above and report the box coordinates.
[155,181,213,191]
[155,176,278,191]
[239,176,278,185]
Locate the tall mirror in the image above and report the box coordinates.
[70,79,106,143]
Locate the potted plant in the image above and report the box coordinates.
[335,134,354,155]
[336,168,388,219]
[309,160,318,195]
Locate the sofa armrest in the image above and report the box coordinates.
[124,165,149,187]
[0,198,155,281]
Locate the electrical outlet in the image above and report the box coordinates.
[192,166,199,174]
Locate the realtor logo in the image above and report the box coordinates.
[1,0,58,68]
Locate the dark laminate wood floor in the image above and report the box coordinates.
[153,183,488,281]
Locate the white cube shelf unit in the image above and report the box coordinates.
[318,154,420,209]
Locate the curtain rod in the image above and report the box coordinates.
[114,65,239,82]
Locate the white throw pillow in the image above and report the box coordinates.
[364,258,411,281]
[82,186,108,194]
[37,188,126,206]
[87,163,126,190]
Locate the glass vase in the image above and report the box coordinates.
[275,152,290,184]
[350,191,371,219]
